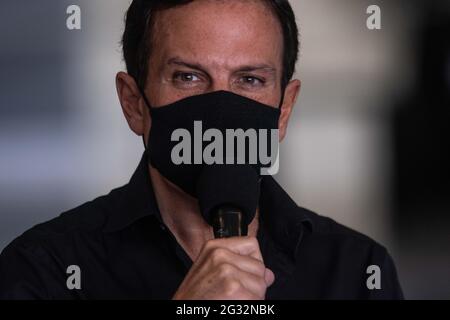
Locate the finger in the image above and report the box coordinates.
[235,270,267,299]
[208,248,267,278]
[202,236,263,262]
[217,265,266,299]
[264,268,275,286]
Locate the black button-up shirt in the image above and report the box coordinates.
[0,153,403,299]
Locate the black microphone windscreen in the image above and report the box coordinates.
[196,164,260,228]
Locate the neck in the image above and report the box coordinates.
[148,165,259,261]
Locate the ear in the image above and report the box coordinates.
[278,79,301,141]
[115,72,148,136]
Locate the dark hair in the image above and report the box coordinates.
[122,0,299,90]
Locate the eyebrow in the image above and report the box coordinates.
[167,57,207,73]
[167,57,277,74]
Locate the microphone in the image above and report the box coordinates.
[211,205,245,238]
[196,164,260,239]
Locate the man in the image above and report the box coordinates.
[0,0,403,299]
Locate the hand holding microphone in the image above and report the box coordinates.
[172,165,275,300]
[172,236,275,300]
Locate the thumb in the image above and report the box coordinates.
[264,268,275,286]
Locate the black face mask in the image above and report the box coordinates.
[141,90,281,199]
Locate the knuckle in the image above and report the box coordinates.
[246,236,260,250]
[256,277,268,292]
[210,247,228,265]
[255,262,266,276]
[203,238,217,251]
[217,262,234,278]
[224,279,241,296]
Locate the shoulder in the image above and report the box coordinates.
[0,185,127,294]
[0,185,127,299]
[1,182,130,259]
[295,207,403,299]
[299,207,395,270]
[301,206,387,255]
[5,184,126,250]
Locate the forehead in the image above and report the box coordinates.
[151,0,283,68]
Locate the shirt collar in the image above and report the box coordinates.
[104,151,313,260]
[258,175,313,259]
[103,151,163,233]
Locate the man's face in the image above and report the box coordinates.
[117,0,300,141]
[146,0,284,108]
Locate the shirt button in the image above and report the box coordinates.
[160,224,166,231]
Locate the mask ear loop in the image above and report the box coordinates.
[258,83,285,184]
[138,87,153,150]
[278,83,287,109]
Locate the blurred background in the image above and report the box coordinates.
[0,0,448,299]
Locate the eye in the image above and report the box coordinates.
[238,76,266,87]
[173,72,201,83]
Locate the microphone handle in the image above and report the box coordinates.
[212,206,247,238]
